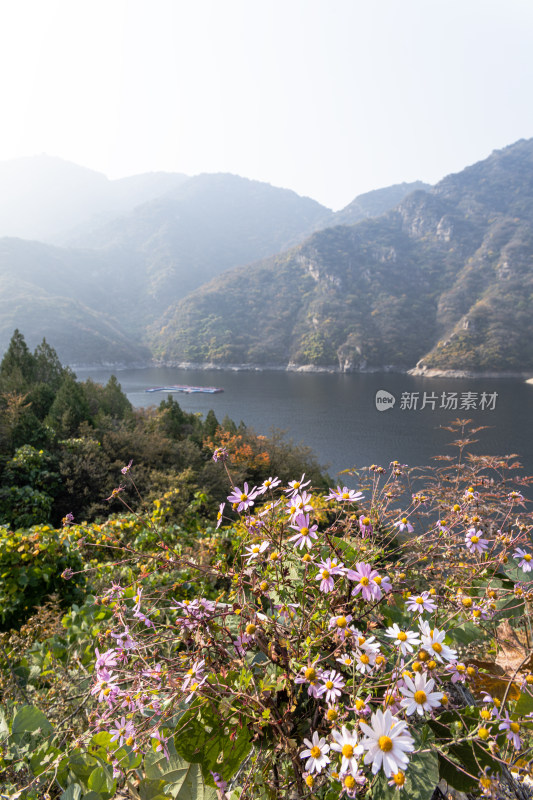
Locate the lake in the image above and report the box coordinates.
[76,367,533,484]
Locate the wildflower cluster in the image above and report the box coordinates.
[88,422,533,798]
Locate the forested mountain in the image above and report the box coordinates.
[151,139,533,374]
[1,143,532,372]
[70,173,332,303]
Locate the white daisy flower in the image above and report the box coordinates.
[385,623,421,655]
[243,541,269,564]
[300,730,331,774]
[360,709,415,777]
[330,725,364,775]
[420,626,457,663]
[399,672,443,716]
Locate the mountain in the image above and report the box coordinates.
[331,181,430,226]
[0,239,150,364]
[0,155,187,242]
[71,173,332,304]
[150,139,533,374]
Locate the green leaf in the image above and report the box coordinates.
[372,735,439,799]
[87,764,115,797]
[449,621,485,645]
[60,786,83,800]
[144,739,190,784]
[515,689,533,717]
[141,747,217,799]
[11,705,53,744]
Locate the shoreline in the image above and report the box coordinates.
[72,360,533,381]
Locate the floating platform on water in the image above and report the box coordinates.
[145,385,224,394]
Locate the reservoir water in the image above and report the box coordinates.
[77,367,533,483]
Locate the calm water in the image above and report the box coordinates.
[77,367,533,483]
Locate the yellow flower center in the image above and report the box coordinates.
[336,616,347,628]
[240,493,247,502]
[358,635,366,645]
[322,569,330,580]
[300,527,309,536]
[327,708,338,721]
[246,624,256,635]
[480,777,492,790]
[427,660,437,670]
[478,728,489,739]
[432,642,442,653]
[360,653,370,664]
[525,554,532,562]
[415,597,424,604]
[397,631,408,642]
[342,743,354,758]
[310,746,321,759]
[342,492,350,499]
[326,680,334,690]
[360,576,370,586]
[393,772,406,786]
[510,722,520,733]
[362,517,370,525]
[456,663,466,672]
[401,518,407,524]
[355,698,365,710]
[462,597,473,607]
[305,668,317,681]
[414,690,427,705]
[374,575,382,585]
[466,666,476,677]
[305,775,314,788]
[378,735,393,752]
[344,775,356,789]
[252,546,260,553]
[471,535,479,544]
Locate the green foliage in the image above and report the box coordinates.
[0,524,85,630]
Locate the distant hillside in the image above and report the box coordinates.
[72,173,332,304]
[0,155,187,242]
[0,239,150,364]
[151,140,533,374]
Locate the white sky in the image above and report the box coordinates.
[1,0,533,210]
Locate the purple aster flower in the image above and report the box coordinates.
[405,591,436,614]
[393,517,414,534]
[121,459,133,475]
[514,548,533,572]
[315,558,344,593]
[465,528,489,554]
[288,512,318,549]
[227,482,259,512]
[216,502,225,529]
[95,648,118,672]
[295,664,323,698]
[346,562,381,601]
[109,716,136,747]
[212,446,228,462]
[499,712,522,749]
[359,514,373,536]
[325,485,364,503]
[317,669,345,704]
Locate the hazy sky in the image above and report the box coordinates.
[1,0,533,210]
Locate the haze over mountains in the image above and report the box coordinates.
[0,143,531,374]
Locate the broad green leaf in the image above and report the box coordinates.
[515,689,533,717]
[60,786,83,800]
[11,705,53,744]
[372,734,439,800]
[87,764,115,797]
[449,621,484,645]
[144,739,190,783]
